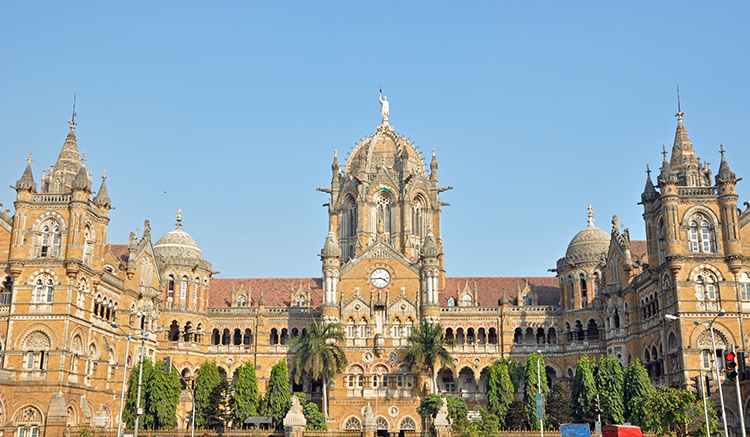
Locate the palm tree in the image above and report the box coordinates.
[405,320,455,394]
[290,320,346,419]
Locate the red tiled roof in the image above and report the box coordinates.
[106,244,129,268]
[207,276,560,308]
[442,277,559,306]
[210,278,323,308]
[630,240,647,262]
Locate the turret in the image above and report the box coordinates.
[641,164,658,204]
[715,145,743,272]
[320,225,341,309]
[420,228,441,308]
[429,149,438,181]
[14,154,37,193]
[93,171,112,209]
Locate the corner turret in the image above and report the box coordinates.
[14,153,37,192]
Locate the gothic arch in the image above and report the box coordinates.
[12,404,44,426]
[18,328,54,350]
[688,264,725,282]
[680,205,720,228]
[25,269,61,285]
[29,211,67,232]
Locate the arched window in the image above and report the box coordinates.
[688,214,713,253]
[447,297,455,307]
[180,278,188,304]
[657,218,666,263]
[82,227,93,266]
[375,192,393,234]
[392,318,401,338]
[346,318,356,338]
[593,272,600,296]
[412,196,427,241]
[342,196,358,259]
[399,417,417,430]
[404,318,413,337]
[1,276,13,305]
[358,318,369,338]
[236,296,246,307]
[609,255,621,285]
[695,272,718,301]
[192,281,199,308]
[739,272,750,300]
[33,276,54,303]
[167,275,175,299]
[40,223,62,258]
[460,294,473,307]
[580,274,587,306]
[295,295,306,307]
[344,416,362,431]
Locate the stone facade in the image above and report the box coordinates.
[0,106,747,437]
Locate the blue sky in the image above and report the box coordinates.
[1,2,749,279]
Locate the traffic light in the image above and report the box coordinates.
[593,397,601,414]
[690,375,703,397]
[725,351,738,381]
[704,375,714,396]
[162,356,172,373]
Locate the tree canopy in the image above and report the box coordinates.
[405,320,455,394]
[570,355,597,425]
[290,321,346,418]
[194,360,224,429]
[595,355,625,424]
[633,386,720,437]
[264,360,291,430]
[233,361,261,425]
[123,357,181,430]
[522,352,549,430]
[485,361,515,427]
[623,359,653,422]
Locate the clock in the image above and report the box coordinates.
[370,268,391,289]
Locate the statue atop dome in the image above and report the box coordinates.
[379,88,389,126]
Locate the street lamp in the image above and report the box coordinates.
[131,311,164,437]
[111,321,133,437]
[537,349,543,437]
[665,309,728,437]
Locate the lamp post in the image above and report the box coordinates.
[666,310,728,437]
[537,349,543,437]
[131,310,163,437]
[112,322,132,437]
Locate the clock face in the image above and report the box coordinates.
[370,268,391,289]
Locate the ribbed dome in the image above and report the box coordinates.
[344,125,425,176]
[563,206,610,264]
[154,210,203,262]
[154,228,203,261]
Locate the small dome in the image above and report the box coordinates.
[153,209,203,262]
[563,206,610,264]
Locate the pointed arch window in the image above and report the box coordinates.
[295,295,306,307]
[341,196,358,259]
[375,192,392,234]
[83,227,93,266]
[33,276,54,303]
[411,196,427,240]
[739,272,750,301]
[167,275,175,300]
[688,214,714,253]
[657,218,666,263]
[695,272,717,301]
[580,273,588,306]
[40,223,61,258]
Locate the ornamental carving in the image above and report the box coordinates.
[22,331,52,350]
[14,406,42,424]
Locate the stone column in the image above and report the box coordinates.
[44,392,68,437]
[283,395,307,437]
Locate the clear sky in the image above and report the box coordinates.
[1,2,749,280]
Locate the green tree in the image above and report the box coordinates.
[123,358,182,430]
[595,356,625,424]
[405,320,455,394]
[570,355,597,425]
[485,362,515,427]
[523,352,549,430]
[497,358,524,393]
[233,361,261,425]
[633,387,720,437]
[504,399,528,430]
[623,359,653,422]
[545,382,572,429]
[417,394,469,431]
[149,358,182,429]
[204,376,232,430]
[303,402,327,431]
[264,360,291,430]
[194,360,223,428]
[290,321,346,419]
[123,358,155,429]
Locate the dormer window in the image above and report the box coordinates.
[294,295,306,307]
[236,296,246,307]
[447,297,455,307]
[460,294,472,307]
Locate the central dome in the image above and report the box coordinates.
[153,210,203,262]
[344,125,425,176]
[563,206,610,264]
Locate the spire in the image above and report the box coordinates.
[93,170,111,207]
[641,164,659,203]
[658,144,678,186]
[321,223,341,257]
[258,290,266,306]
[176,209,183,229]
[586,204,594,227]
[429,148,438,181]
[47,109,82,193]
[669,98,699,180]
[421,227,440,258]
[15,152,37,192]
[71,164,91,191]
[331,150,340,172]
[715,144,738,185]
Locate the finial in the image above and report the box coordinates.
[719,143,725,158]
[587,204,594,226]
[334,150,337,158]
[102,169,106,180]
[69,93,78,129]
[81,151,86,166]
[176,208,183,228]
[675,84,684,120]
[662,144,668,159]
[646,164,651,177]
[27,152,32,166]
